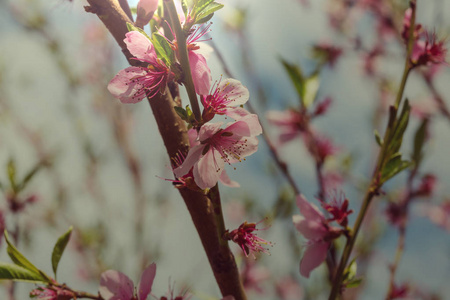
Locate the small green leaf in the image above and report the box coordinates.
[346,278,363,288]
[381,155,413,183]
[302,73,320,108]
[7,159,17,192]
[195,2,224,24]
[280,58,305,103]
[412,118,428,168]
[181,0,189,17]
[174,106,188,121]
[51,226,73,278]
[374,129,383,146]
[18,163,43,191]
[5,231,40,274]
[387,100,410,155]
[4,231,52,283]
[0,263,47,283]
[126,22,152,40]
[151,32,175,66]
[193,0,214,16]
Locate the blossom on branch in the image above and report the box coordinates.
[108,31,173,103]
[174,114,262,189]
[99,263,156,300]
[293,195,342,278]
[201,78,251,122]
[224,220,273,258]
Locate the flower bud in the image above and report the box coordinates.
[136,0,158,28]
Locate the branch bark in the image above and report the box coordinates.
[84,1,245,298]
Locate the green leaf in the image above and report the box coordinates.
[174,106,188,121]
[280,58,305,103]
[381,155,413,183]
[302,73,320,108]
[151,33,175,66]
[343,258,358,282]
[195,2,224,24]
[412,118,428,168]
[181,0,189,17]
[193,0,214,16]
[126,22,152,40]
[4,231,52,283]
[0,263,47,283]
[51,226,73,278]
[346,278,363,288]
[5,231,40,273]
[387,100,410,155]
[374,129,383,146]
[18,163,43,191]
[7,159,17,192]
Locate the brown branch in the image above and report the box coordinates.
[84,1,246,298]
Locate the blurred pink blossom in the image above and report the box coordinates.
[275,275,303,300]
[99,263,156,300]
[293,195,341,278]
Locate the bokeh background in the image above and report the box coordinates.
[0,0,449,299]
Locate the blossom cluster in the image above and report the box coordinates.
[107,2,262,190]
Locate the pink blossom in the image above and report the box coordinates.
[136,0,158,28]
[312,43,342,68]
[186,25,213,95]
[223,220,272,258]
[30,286,74,300]
[293,194,340,278]
[411,32,448,67]
[266,109,306,144]
[322,191,353,227]
[240,260,271,293]
[401,7,422,44]
[99,263,156,300]
[312,96,333,117]
[275,276,303,300]
[165,130,239,189]
[415,174,437,197]
[108,31,173,103]
[305,133,337,165]
[201,78,250,122]
[174,115,262,189]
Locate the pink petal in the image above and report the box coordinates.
[292,215,328,240]
[218,78,249,106]
[124,31,157,62]
[224,114,262,137]
[224,107,251,120]
[193,149,224,189]
[137,0,158,15]
[219,170,240,188]
[189,50,211,95]
[187,128,200,147]
[300,241,329,278]
[99,270,134,300]
[266,110,299,127]
[173,145,204,178]
[296,194,325,224]
[107,67,147,104]
[198,122,223,142]
[137,263,156,300]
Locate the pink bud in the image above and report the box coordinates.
[136,0,159,28]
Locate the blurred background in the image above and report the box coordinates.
[0,0,449,299]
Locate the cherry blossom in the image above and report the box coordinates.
[174,114,262,189]
[99,263,156,300]
[185,24,213,95]
[201,78,251,122]
[108,31,173,103]
[223,220,272,258]
[293,194,341,278]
